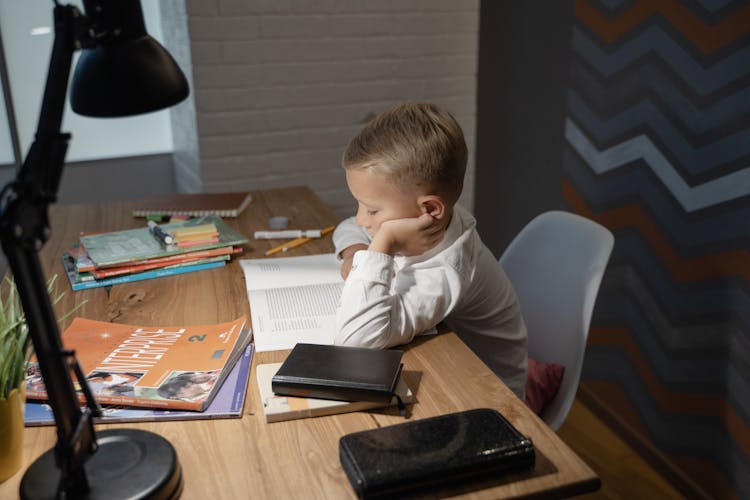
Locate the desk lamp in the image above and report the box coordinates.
[0,1,188,498]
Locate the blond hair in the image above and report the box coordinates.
[342,102,467,204]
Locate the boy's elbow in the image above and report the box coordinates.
[334,327,390,350]
[335,314,392,349]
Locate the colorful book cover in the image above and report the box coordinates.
[26,316,251,411]
[80,215,248,268]
[90,253,231,279]
[172,223,219,241]
[176,237,219,248]
[25,344,254,426]
[256,362,413,423]
[70,243,96,272]
[62,254,226,291]
[78,245,238,276]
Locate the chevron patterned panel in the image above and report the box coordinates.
[565,0,750,497]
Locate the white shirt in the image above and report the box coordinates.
[333,205,528,399]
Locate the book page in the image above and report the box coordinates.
[240,254,344,351]
[240,253,342,290]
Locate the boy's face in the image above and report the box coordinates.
[346,168,422,238]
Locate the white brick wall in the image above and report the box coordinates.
[185,0,479,218]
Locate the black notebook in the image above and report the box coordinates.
[339,408,535,499]
[271,344,403,404]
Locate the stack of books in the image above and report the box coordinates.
[25,316,254,424]
[63,215,248,290]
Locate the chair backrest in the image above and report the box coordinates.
[499,211,614,431]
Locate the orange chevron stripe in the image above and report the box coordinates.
[562,179,750,283]
[588,325,750,459]
[575,0,750,55]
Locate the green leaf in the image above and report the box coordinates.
[0,274,84,398]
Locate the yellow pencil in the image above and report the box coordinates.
[264,226,335,256]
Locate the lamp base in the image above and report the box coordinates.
[20,428,182,500]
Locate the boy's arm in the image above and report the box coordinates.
[333,217,370,255]
[370,214,443,256]
[335,251,463,349]
[339,243,368,279]
[333,217,371,279]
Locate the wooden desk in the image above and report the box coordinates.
[0,187,600,499]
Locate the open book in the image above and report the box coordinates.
[239,253,343,351]
[26,316,250,411]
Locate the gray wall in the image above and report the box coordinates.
[55,154,176,204]
[5,1,481,221]
[184,0,480,218]
[2,1,485,231]
[0,154,174,206]
[474,1,573,256]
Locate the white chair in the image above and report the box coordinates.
[499,211,614,431]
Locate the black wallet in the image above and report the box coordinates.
[272,343,404,404]
[339,408,535,499]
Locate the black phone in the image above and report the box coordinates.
[339,408,535,499]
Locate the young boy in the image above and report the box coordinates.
[333,102,528,399]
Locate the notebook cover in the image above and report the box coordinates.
[339,408,535,499]
[271,344,403,404]
[258,362,414,423]
[132,192,253,218]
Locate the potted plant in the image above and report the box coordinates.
[0,276,29,481]
[0,275,82,481]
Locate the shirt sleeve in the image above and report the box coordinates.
[333,217,371,259]
[335,250,463,349]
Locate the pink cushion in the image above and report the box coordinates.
[525,357,565,415]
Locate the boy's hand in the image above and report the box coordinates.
[370,213,443,256]
[339,244,368,279]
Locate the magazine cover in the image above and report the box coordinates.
[26,316,250,411]
[25,344,254,426]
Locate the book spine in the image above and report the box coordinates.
[71,261,225,291]
[92,255,229,278]
[176,237,220,248]
[92,394,203,411]
[99,245,234,270]
[270,380,394,404]
[132,209,238,218]
[265,399,383,423]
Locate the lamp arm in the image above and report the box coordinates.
[0,5,99,497]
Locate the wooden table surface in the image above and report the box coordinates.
[0,187,600,499]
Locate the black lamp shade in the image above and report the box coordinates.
[71,35,189,117]
[70,0,188,117]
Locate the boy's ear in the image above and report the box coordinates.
[417,195,446,219]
